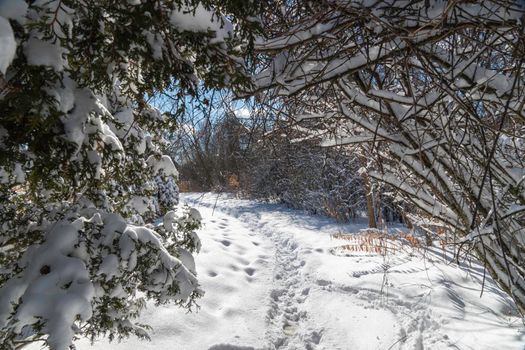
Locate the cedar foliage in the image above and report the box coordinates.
[0,1,261,349]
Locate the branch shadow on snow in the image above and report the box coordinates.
[424,246,522,320]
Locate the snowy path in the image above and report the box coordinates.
[231,204,323,349]
[68,193,523,350]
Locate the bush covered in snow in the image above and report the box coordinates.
[0,0,260,348]
[241,133,368,222]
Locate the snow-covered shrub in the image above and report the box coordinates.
[0,0,260,348]
[241,131,368,222]
[155,175,180,213]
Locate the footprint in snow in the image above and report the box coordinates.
[271,289,286,301]
[244,267,256,276]
[283,323,298,336]
[316,279,331,287]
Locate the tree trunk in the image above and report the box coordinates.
[359,155,376,228]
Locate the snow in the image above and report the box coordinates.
[49,193,525,350]
[0,0,27,23]
[127,196,156,216]
[147,155,179,178]
[0,16,16,75]
[1,222,95,350]
[144,30,165,60]
[5,205,201,349]
[24,37,67,72]
[170,4,232,43]
[258,21,337,50]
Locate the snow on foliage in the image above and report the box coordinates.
[148,155,179,178]
[0,0,260,349]
[0,16,15,75]
[170,4,233,42]
[254,0,525,312]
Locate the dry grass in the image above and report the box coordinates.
[331,228,423,256]
[227,174,240,191]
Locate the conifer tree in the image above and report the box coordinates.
[0,1,260,348]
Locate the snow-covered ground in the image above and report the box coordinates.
[72,193,524,350]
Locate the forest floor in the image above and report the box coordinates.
[75,193,524,350]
